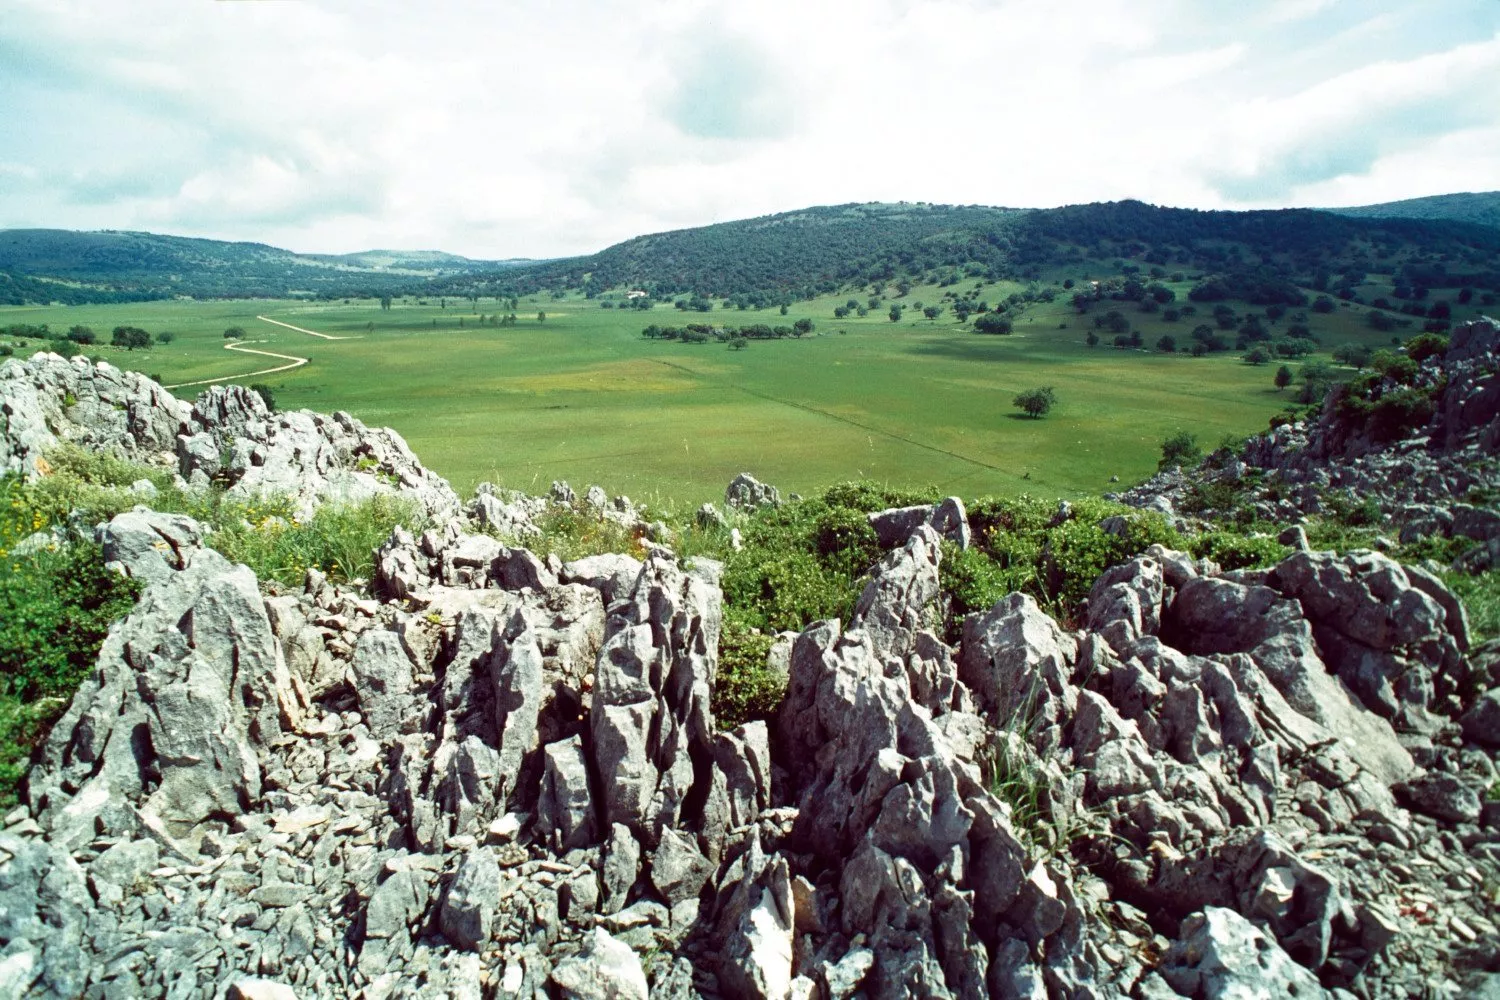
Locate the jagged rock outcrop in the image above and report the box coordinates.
[726,472,781,510]
[1,352,188,476]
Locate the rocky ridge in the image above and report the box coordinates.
[0,348,1497,999]
[1109,318,1500,572]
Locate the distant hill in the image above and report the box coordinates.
[7,195,1500,307]
[438,199,1500,303]
[0,229,518,305]
[1327,192,1500,230]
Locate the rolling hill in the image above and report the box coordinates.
[1327,191,1500,230]
[6,196,1500,307]
[0,229,517,304]
[438,199,1500,304]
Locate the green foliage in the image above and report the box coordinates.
[0,476,144,805]
[1159,432,1201,470]
[249,383,277,412]
[1187,532,1287,571]
[223,326,246,339]
[1012,386,1057,419]
[202,494,421,587]
[714,615,786,730]
[1404,332,1448,364]
[1443,571,1499,641]
[110,325,151,350]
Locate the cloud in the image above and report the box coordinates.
[0,0,1496,257]
[1205,34,1500,201]
[665,35,796,140]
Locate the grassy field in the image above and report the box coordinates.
[0,276,1469,505]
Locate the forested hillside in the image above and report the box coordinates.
[7,199,1500,307]
[0,229,506,304]
[1329,191,1500,230]
[442,199,1500,305]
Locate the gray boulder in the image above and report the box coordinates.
[1160,907,1330,999]
[726,472,781,510]
[550,927,648,1000]
[439,848,502,951]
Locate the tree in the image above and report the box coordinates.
[1312,295,1336,314]
[974,313,1013,335]
[111,326,151,351]
[1242,346,1271,365]
[727,335,748,351]
[1332,343,1372,368]
[888,306,903,322]
[1012,386,1056,420]
[155,331,175,344]
[380,294,392,311]
[1085,331,1099,347]
[249,383,277,411]
[66,325,95,345]
[1156,335,1176,353]
[537,311,546,322]
[223,326,245,339]
[922,305,943,320]
[1274,365,1293,391]
[793,318,814,336]
[1159,432,1201,470]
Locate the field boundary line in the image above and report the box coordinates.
[164,342,308,389]
[728,383,1008,473]
[648,359,1008,474]
[256,315,351,340]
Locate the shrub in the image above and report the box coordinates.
[1159,432,1201,470]
[714,616,785,730]
[1187,532,1287,571]
[0,476,143,805]
[1404,333,1448,364]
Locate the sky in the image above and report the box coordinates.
[2,0,1499,260]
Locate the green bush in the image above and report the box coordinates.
[1187,532,1287,571]
[1,476,143,806]
[714,615,786,730]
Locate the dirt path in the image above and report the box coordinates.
[255,315,353,340]
[164,342,309,390]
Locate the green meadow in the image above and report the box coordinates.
[0,279,1444,505]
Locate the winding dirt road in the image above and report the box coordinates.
[164,341,309,390]
[161,314,357,390]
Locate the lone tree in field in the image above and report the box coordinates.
[1012,386,1056,419]
[223,326,246,339]
[1275,365,1293,391]
[111,326,151,351]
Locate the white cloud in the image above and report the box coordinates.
[0,0,1496,258]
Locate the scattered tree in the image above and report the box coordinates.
[155,331,175,344]
[66,325,95,345]
[1274,365,1293,391]
[223,326,246,339]
[249,383,277,411]
[1012,386,1057,420]
[888,305,903,322]
[727,335,748,351]
[793,318,814,336]
[1156,335,1176,353]
[537,311,547,323]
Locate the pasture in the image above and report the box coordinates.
[0,278,1435,505]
